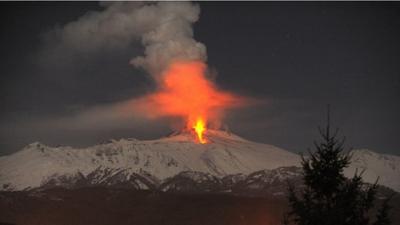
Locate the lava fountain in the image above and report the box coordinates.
[135,60,244,144]
[193,117,207,144]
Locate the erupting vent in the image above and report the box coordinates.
[135,61,247,144]
[192,117,207,144]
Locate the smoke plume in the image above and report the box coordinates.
[39,1,248,142]
[47,2,207,78]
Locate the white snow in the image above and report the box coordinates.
[0,130,399,192]
[345,149,400,192]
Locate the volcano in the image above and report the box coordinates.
[0,130,399,193]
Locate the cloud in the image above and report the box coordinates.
[41,2,206,78]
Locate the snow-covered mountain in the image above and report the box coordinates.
[345,149,400,192]
[0,130,399,192]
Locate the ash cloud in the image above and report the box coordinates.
[42,2,207,78]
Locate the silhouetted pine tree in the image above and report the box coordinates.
[284,106,392,225]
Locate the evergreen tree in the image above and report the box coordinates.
[285,106,391,225]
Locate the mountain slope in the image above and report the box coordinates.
[0,130,299,191]
[0,130,399,192]
[345,149,400,192]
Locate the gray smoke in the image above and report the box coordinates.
[45,2,207,78]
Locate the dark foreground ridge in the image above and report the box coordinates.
[1,187,286,225]
[1,186,399,225]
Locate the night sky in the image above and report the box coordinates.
[0,2,399,156]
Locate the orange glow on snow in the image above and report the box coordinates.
[135,60,245,143]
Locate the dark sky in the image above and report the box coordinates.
[0,2,399,156]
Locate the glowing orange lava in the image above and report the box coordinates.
[135,60,245,144]
[192,117,207,144]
